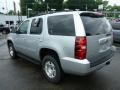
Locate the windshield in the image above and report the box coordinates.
[80,13,112,36]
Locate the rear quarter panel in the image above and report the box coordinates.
[42,36,76,59]
[42,12,86,60]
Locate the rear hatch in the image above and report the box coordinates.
[80,12,114,67]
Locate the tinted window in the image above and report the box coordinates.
[30,18,43,34]
[80,14,112,36]
[48,14,75,36]
[18,20,29,34]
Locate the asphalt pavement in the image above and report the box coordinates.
[0,38,120,90]
[0,33,7,47]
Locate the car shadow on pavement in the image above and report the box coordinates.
[8,57,116,90]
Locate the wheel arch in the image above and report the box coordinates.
[39,48,63,70]
[7,40,13,46]
[40,48,60,61]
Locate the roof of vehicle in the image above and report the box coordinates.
[27,11,103,20]
[39,11,101,16]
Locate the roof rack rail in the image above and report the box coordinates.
[36,10,74,16]
[36,11,56,16]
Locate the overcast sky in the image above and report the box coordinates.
[0,0,120,13]
[108,0,120,6]
[0,0,20,13]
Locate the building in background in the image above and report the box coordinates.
[0,14,27,28]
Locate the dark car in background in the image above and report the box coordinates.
[0,24,10,34]
[111,22,120,43]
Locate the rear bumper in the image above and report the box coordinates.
[60,46,116,75]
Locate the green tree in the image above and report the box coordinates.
[20,0,35,15]
[33,0,46,12]
[45,0,64,10]
[20,0,64,15]
[65,0,103,11]
[107,5,120,18]
[102,0,108,10]
[20,0,105,16]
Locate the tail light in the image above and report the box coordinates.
[75,36,87,60]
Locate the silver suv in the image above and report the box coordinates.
[7,11,116,83]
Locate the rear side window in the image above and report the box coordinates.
[80,13,112,36]
[30,18,43,34]
[48,14,75,36]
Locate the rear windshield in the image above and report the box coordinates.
[80,13,112,36]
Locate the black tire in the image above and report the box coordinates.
[8,43,17,59]
[42,55,63,84]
